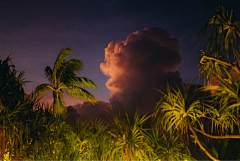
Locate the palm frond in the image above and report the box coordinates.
[155,83,203,137]
[198,5,240,61]
[62,76,97,89]
[40,48,97,115]
[65,59,83,73]
[52,48,73,82]
[75,77,97,88]
[200,72,240,134]
[44,66,53,83]
[65,85,98,104]
[34,84,53,96]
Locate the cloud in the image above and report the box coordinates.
[72,101,112,121]
[100,27,183,115]
[66,106,81,125]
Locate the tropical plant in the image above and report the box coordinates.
[73,118,110,160]
[104,111,156,160]
[198,72,240,136]
[27,114,82,160]
[0,56,26,110]
[0,56,91,160]
[153,83,220,160]
[199,137,240,160]
[198,5,240,84]
[144,129,195,160]
[34,48,98,115]
[0,56,27,159]
[1,96,87,160]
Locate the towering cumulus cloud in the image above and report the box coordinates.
[100,27,183,115]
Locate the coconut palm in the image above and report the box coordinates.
[34,48,98,115]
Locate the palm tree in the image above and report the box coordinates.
[198,5,240,84]
[34,48,98,115]
[198,5,240,59]
[153,83,219,160]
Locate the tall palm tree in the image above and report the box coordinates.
[34,48,98,115]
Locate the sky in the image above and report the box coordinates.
[0,0,239,110]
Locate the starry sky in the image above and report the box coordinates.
[0,0,239,106]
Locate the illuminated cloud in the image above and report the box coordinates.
[100,27,183,115]
[68,27,184,120]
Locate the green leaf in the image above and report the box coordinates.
[65,85,98,104]
[34,84,53,96]
[52,48,74,82]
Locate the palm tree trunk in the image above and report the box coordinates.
[53,91,58,115]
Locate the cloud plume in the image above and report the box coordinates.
[100,27,183,115]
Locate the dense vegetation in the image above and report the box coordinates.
[0,5,240,160]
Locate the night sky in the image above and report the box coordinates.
[0,0,239,108]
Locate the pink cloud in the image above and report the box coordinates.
[100,27,183,115]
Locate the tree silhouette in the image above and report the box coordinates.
[34,48,98,115]
[0,56,26,110]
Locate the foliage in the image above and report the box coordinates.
[0,56,27,159]
[0,56,26,110]
[4,6,240,160]
[198,5,240,84]
[153,79,240,160]
[105,112,156,160]
[154,83,222,160]
[191,5,240,159]
[145,128,195,160]
[154,83,203,138]
[198,5,240,60]
[200,137,240,160]
[0,55,196,160]
[34,48,98,115]
[199,73,239,133]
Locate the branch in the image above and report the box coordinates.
[187,122,219,161]
[193,127,240,139]
[200,55,240,74]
